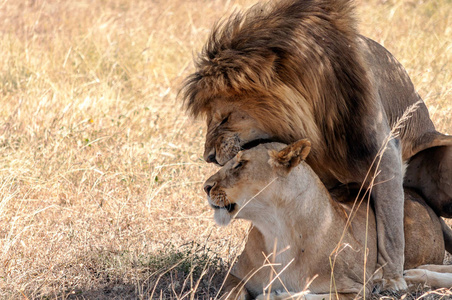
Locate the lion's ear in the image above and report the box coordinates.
[269,139,311,172]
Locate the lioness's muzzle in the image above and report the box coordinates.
[210,202,236,213]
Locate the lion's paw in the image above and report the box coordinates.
[373,276,407,293]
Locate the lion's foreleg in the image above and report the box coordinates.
[371,138,407,291]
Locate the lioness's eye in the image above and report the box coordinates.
[233,161,243,169]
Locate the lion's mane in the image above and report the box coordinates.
[181,0,378,173]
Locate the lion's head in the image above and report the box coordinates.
[203,139,311,226]
[181,0,374,172]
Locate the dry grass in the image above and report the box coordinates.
[0,0,450,299]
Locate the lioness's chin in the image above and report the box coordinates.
[214,209,233,226]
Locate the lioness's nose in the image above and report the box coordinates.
[203,183,214,196]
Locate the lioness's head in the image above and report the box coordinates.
[203,139,311,226]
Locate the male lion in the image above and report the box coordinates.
[203,140,452,299]
[182,0,452,290]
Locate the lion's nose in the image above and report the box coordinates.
[204,149,218,164]
[206,154,218,164]
[204,183,214,196]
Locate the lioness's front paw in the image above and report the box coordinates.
[255,291,292,300]
[373,276,407,293]
[220,288,249,300]
[404,269,428,286]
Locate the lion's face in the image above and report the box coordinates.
[203,101,273,166]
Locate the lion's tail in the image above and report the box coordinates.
[440,218,452,255]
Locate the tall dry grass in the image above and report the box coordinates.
[0,0,450,299]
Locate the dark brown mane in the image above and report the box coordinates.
[181,0,378,173]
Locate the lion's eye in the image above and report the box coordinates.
[220,115,229,126]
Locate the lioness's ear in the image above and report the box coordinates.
[269,139,311,172]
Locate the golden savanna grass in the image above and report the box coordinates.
[0,0,450,299]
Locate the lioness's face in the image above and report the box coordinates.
[203,144,280,226]
[203,101,272,166]
[203,140,311,226]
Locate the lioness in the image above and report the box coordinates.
[182,0,452,289]
[204,140,452,299]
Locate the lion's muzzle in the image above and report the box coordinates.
[204,149,219,165]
